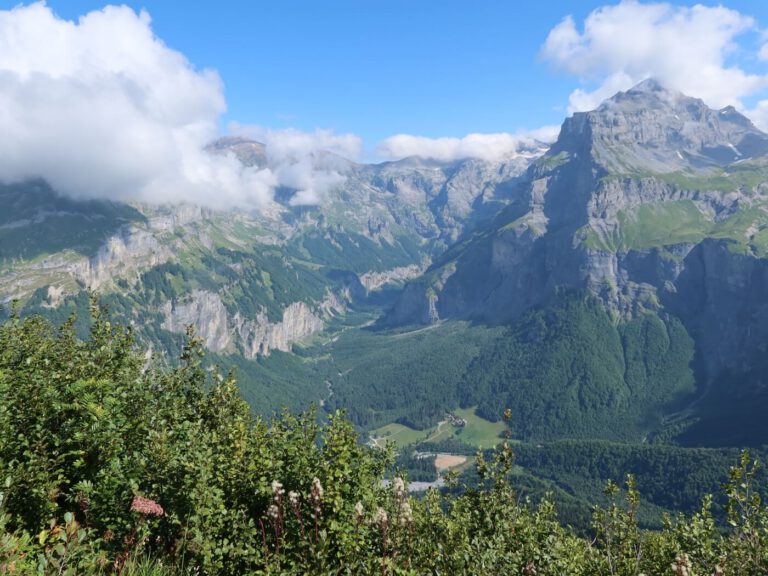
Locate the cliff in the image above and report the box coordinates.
[162,288,346,357]
[387,80,768,326]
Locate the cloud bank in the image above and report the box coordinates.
[376,127,560,162]
[540,0,768,124]
[0,3,358,209]
[229,125,362,205]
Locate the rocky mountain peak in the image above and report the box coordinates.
[207,137,268,168]
[624,77,666,94]
[553,79,768,173]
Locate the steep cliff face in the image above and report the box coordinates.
[72,204,214,290]
[388,80,768,325]
[70,226,174,290]
[161,288,346,357]
[234,301,325,357]
[664,240,768,384]
[343,146,544,245]
[162,290,232,352]
[358,263,427,292]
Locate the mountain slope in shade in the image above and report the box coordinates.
[388,79,768,325]
[0,140,545,368]
[386,80,768,445]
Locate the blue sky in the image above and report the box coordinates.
[3,1,768,206]
[25,1,768,149]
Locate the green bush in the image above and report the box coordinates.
[1,306,767,574]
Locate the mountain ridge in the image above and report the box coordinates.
[5,79,768,446]
[386,79,768,325]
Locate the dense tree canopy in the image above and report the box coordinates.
[1,307,767,575]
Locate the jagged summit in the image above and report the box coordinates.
[207,137,268,168]
[627,77,666,93]
[388,80,768,330]
[610,77,686,102]
[602,78,691,108]
[553,79,768,173]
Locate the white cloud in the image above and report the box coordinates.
[744,99,768,132]
[376,128,559,162]
[541,1,768,115]
[228,125,361,205]
[0,2,294,209]
[759,42,768,62]
[235,126,363,163]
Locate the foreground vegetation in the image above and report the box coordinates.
[1,307,767,574]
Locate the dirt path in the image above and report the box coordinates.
[424,420,447,442]
[390,322,443,340]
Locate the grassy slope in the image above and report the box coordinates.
[370,407,507,450]
[0,181,145,264]
[452,408,507,448]
[584,199,768,253]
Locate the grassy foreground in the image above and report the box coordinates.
[1,305,767,575]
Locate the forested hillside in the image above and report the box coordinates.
[1,309,767,575]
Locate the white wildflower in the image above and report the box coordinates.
[267,504,279,519]
[310,477,324,513]
[311,477,324,500]
[374,507,388,526]
[271,480,285,498]
[393,477,406,499]
[288,491,300,506]
[672,554,692,576]
[399,500,413,524]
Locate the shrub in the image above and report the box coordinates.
[1,306,767,574]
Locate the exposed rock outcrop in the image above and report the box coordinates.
[70,226,173,290]
[161,288,350,357]
[162,290,232,352]
[359,264,426,292]
[388,80,768,325]
[664,239,768,384]
[235,301,325,357]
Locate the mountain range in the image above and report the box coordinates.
[3,79,768,457]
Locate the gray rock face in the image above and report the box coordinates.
[350,149,542,243]
[235,301,325,357]
[359,263,427,292]
[70,225,173,290]
[558,79,768,175]
[664,240,768,384]
[161,288,347,357]
[207,137,268,168]
[388,80,768,326]
[163,290,232,352]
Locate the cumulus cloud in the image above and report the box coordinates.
[541,1,768,116]
[229,125,362,205]
[236,126,363,163]
[376,128,559,162]
[0,2,355,209]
